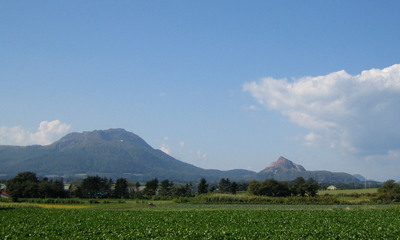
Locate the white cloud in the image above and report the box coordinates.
[0,120,71,146]
[161,143,171,155]
[244,64,400,158]
[242,105,260,111]
[163,137,169,141]
[179,141,185,148]
[197,150,207,159]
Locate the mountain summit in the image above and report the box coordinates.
[266,156,306,172]
[54,128,152,151]
[252,156,359,182]
[0,128,255,181]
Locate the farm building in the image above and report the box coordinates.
[327,185,337,190]
[0,190,9,198]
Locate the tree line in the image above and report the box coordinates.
[247,177,319,197]
[6,172,65,201]
[6,171,397,202]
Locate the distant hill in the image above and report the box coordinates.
[353,174,366,181]
[250,156,360,182]
[0,129,254,181]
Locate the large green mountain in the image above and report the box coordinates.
[0,129,254,181]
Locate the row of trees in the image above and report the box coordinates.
[69,176,129,198]
[247,177,319,197]
[6,172,65,201]
[6,172,340,201]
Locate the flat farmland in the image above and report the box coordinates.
[1,205,400,239]
[319,188,378,195]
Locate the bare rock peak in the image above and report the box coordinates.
[266,156,306,171]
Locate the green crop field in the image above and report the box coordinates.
[1,205,400,239]
[319,188,378,195]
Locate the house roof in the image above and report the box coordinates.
[0,190,9,196]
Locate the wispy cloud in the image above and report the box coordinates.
[161,142,171,155]
[244,64,400,159]
[0,120,71,146]
[242,105,260,111]
[179,141,185,148]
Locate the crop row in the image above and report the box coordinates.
[1,207,400,239]
[0,198,126,204]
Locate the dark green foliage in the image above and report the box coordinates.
[229,181,238,194]
[158,179,173,196]
[247,177,319,197]
[236,182,249,191]
[247,180,260,195]
[38,178,65,198]
[6,172,65,201]
[289,177,319,197]
[114,178,129,198]
[376,180,400,202]
[290,176,307,196]
[218,178,231,192]
[78,175,113,198]
[305,177,319,197]
[172,183,194,197]
[247,178,291,197]
[197,178,208,194]
[144,178,159,196]
[6,172,39,201]
[209,185,217,192]
[135,181,140,192]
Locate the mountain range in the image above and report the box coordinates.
[0,128,361,182]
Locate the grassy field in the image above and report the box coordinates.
[318,188,378,195]
[1,203,400,239]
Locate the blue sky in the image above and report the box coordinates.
[1,1,400,181]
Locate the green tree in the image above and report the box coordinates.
[158,179,173,196]
[261,178,290,197]
[197,178,209,194]
[6,172,39,201]
[114,178,129,198]
[79,175,113,198]
[144,178,159,196]
[290,177,307,197]
[135,181,141,192]
[376,180,400,202]
[247,180,260,195]
[247,179,290,197]
[38,178,51,198]
[172,182,193,198]
[305,177,319,197]
[229,181,238,194]
[218,178,231,192]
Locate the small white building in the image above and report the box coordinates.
[327,185,337,190]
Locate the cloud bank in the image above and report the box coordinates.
[0,120,71,146]
[244,64,400,158]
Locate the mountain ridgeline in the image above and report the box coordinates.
[0,129,361,182]
[0,129,254,181]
